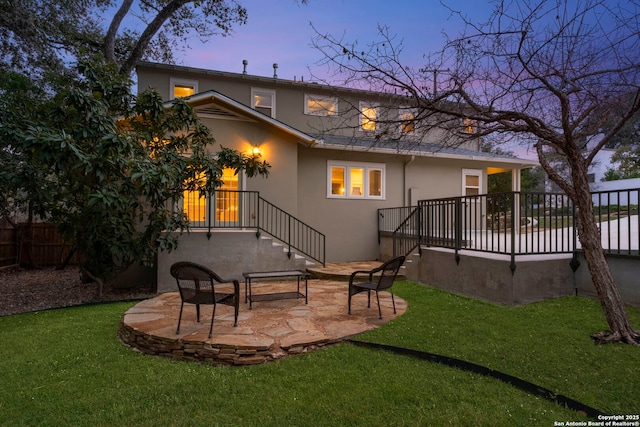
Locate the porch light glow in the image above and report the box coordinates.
[252,145,261,155]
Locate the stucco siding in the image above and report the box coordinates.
[404,157,490,199]
[137,63,534,268]
[294,148,502,262]
[197,116,299,214]
[296,147,402,261]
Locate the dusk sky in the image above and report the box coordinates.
[160,0,534,158]
[176,0,488,82]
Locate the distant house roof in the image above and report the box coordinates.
[315,134,539,167]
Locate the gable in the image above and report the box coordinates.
[166,90,318,148]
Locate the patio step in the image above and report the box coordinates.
[260,236,316,271]
[308,261,406,282]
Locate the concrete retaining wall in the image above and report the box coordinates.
[157,230,309,293]
[403,248,575,306]
[574,252,640,308]
[390,240,640,308]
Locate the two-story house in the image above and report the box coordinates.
[136,62,538,292]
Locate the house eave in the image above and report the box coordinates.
[313,140,539,167]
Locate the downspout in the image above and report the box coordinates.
[403,155,416,206]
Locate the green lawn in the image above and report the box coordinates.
[1,281,639,426]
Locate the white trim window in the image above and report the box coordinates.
[252,88,276,118]
[461,118,477,134]
[462,168,483,196]
[170,78,198,99]
[359,102,378,132]
[399,107,416,135]
[327,161,385,199]
[305,94,338,116]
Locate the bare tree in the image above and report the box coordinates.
[312,0,640,345]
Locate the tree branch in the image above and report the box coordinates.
[120,0,192,74]
[104,0,134,63]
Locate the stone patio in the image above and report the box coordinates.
[118,262,407,366]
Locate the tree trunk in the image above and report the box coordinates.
[120,0,192,75]
[55,245,76,270]
[104,0,134,63]
[19,201,37,268]
[573,173,640,345]
[80,264,104,297]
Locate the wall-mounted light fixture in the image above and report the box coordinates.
[252,145,261,156]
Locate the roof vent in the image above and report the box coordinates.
[242,59,248,74]
[273,63,278,79]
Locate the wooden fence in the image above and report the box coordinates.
[0,222,17,268]
[0,222,76,268]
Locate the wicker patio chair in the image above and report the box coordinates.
[348,256,406,319]
[170,261,239,338]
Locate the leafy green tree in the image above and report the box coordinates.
[0,58,269,292]
[604,145,640,181]
[0,72,51,226]
[0,0,248,77]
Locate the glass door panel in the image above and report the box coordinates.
[215,168,240,225]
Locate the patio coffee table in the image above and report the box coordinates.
[242,270,310,309]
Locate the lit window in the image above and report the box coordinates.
[170,78,198,99]
[183,172,207,224]
[183,168,240,226]
[330,166,345,196]
[216,168,239,222]
[462,118,477,134]
[174,85,195,98]
[400,109,416,134]
[360,103,378,132]
[305,94,338,116]
[369,169,382,197]
[350,168,364,197]
[327,161,385,199]
[252,88,276,118]
[462,169,482,196]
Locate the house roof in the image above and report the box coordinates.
[315,134,540,167]
[139,61,404,100]
[151,64,538,167]
[171,91,537,167]
[168,90,319,147]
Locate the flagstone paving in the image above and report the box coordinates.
[118,274,407,366]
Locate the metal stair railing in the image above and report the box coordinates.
[189,190,325,266]
[257,196,326,266]
[391,206,421,258]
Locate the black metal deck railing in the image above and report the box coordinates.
[379,189,640,264]
[186,190,325,266]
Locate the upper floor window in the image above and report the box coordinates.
[461,118,477,134]
[305,94,338,116]
[252,88,276,118]
[360,102,378,132]
[327,161,385,200]
[170,78,198,99]
[400,109,416,135]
